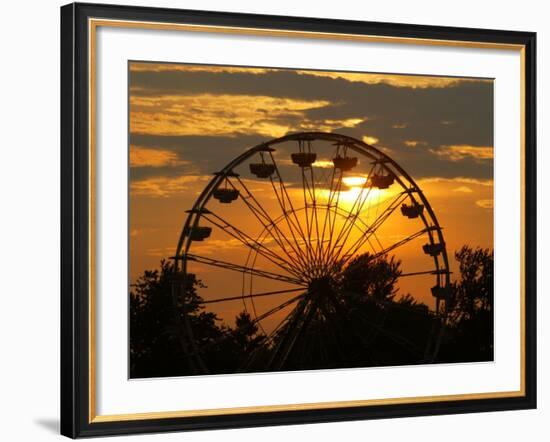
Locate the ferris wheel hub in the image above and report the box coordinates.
[308,275,337,296]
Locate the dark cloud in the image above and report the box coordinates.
[130,134,268,180]
[129,66,493,181]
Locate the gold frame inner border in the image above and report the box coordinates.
[87,17,527,423]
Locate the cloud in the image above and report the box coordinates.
[430,145,493,162]
[130,61,490,90]
[129,63,494,182]
[130,133,266,176]
[418,177,493,187]
[312,159,335,168]
[404,140,424,148]
[130,62,270,75]
[476,199,494,209]
[130,93,365,137]
[130,175,210,197]
[145,246,175,257]
[452,186,474,193]
[295,70,490,89]
[189,238,245,255]
[127,62,495,302]
[130,145,188,167]
[362,135,379,145]
[392,123,408,129]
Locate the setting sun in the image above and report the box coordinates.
[315,175,396,209]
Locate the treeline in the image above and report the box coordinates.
[130,246,493,378]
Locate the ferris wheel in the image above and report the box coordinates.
[171,132,451,374]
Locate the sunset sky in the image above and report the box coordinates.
[129,61,494,328]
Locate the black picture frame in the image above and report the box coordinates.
[61,2,537,438]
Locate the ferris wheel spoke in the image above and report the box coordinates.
[363,234,381,257]
[322,168,346,267]
[268,152,306,233]
[398,269,451,278]
[372,230,384,252]
[324,182,373,266]
[243,293,307,332]
[314,168,332,262]
[340,227,433,269]
[321,169,376,268]
[192,293,307,360]
[280,299,320,369]
[330,212,382,269]
[342,296,422,358]
[334,191,409,268]
[268,297,318,370]
[367,191,408,232]
[267,154,313,267]
[239,311,290,371]
[261,307,296,347]
[174,133,451,373]
[241,300,301,371]
[266,173,310,264]
[317,166,340,266]
[371,228,433,259]
[301,167,322,276]
[327,296,380,362]
[326,164,377,262]
[324,169,341,248]
[201,287,306,305]
[308,170,328,278]
[272,153,311,250]
[267,295,309,368]
[184,253,306,286]
[266,299,307,369]
[367,318,424,358]
[233,176,310,268]
[307,165,324,276]
[300,167,313,269]
[227,177,307,270]
[310,167,334,270]
[202,211,303,279]
[223,293,306,343]
[331,205,371,235]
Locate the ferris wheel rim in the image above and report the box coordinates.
[172,131,453,372]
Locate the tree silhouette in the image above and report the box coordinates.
[341,253,401,301]
[439,246,494,362]
[130,260,267,377]
[260,253,437,371]
[130,246,494,378]
[130,260,232,377]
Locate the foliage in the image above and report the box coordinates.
[129,260,263,377]
[130,246,494,377]
[439,246,494,362]
[341,253,402,301]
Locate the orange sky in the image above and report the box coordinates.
[129,62,493,330]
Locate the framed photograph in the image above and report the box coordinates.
[60,2,536,438]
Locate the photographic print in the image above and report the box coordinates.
[61,6,536,436]
[128,62,494,378]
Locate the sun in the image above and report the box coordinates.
[342,176,368,187]
[332,176,394,210]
